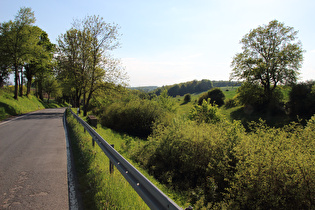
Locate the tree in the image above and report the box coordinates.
[57,15,127,116]
[24,27,55,97]
[198,88,225,107]
[0,7,36,99]
[230,20,303,106]
[0,38,11,87]
[43,74,61,103]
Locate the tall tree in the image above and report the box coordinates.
[230,20,304,105]
[0,33,11,87]
[57,29,82,107]
[57,15,127,116]
[0,7,36,99]
[25,27,55,97]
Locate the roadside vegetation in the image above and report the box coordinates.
[86,83,314,209]
[0,87,67,121]
[2,8,314,209]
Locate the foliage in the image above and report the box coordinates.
[229,119,315,210]
[0,7,36,99]
[224,98,238,109]
[236,82,284,112]
[183,93,191,103]
[57,15,127,115]
[132,118,245,205]
[42,75,62,103]
[189,99,222,124]
[130,113,315,209]
[156,89,178,113]
[153,80,241,97]
[152,79,214,97]
[236,82,264,106]
[100,98,169,138]
[288,80,315,119]
[198,88,225,107]
[231,20,304,106]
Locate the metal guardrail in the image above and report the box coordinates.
[68,108,182,210]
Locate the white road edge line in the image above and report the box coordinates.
[0,111,35,126]
[63,110,79,210]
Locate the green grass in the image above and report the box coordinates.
[67,110,188,209]
[0,88,68,121]
[0,88,44,120]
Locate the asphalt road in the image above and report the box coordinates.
[0,108,69,209]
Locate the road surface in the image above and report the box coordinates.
[0,108,69,209]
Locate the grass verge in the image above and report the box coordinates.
[0,88,68,121]
[66,110,150,209]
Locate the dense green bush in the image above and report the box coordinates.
[236,82,284,113]
[198,88,225,107]
[288,81,315,119]
[229,118,315,209]
[132,118,245,204]
[131,115,315,209]
[189,99,222,124]
[224,97,238,109]
[100,99,168,138]
[183,93,191,103]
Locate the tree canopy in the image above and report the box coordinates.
[230,20,304,105]
[57,15,127,115]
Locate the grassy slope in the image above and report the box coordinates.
[175,86,291,128]
[0,88,67,121]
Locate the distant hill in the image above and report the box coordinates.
[128,86,158,92]
[151,79,241,97]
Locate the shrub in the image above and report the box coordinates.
[229,119,315,209]
[189,99,222,124]
[183,93,191,103]
[224,97,238,109]
[100,99,167,138]
[133,118,245,204]
[198,88,225,107]
[288,81,315,119]
[236,82,265,107]
[236,82,284,113]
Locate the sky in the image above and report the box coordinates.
[1,0,314,87]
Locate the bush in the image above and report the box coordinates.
[236,82,265,107]
[189,99,222,124]
[229,119,315,209]
[100,99,167,138]
[183,94,191,103]
[132,115,315,209]
[224,97,238,108]
[198,88,225,107]
[236,82,284,113]
[132,118,245,204]
[288,81,315,119]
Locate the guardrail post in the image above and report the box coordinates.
[92,137,95,147]
[110,144,114,174]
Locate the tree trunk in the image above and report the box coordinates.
[14,64,18,99]
[38,81,43,101]
[83,88,87,116]
[26,80,31,96]
[19,68,23,97]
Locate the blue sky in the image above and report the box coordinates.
[1,0,314,87]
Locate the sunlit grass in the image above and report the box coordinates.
[67,111,149,209]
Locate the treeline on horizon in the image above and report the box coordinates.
[133,79,241,96]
